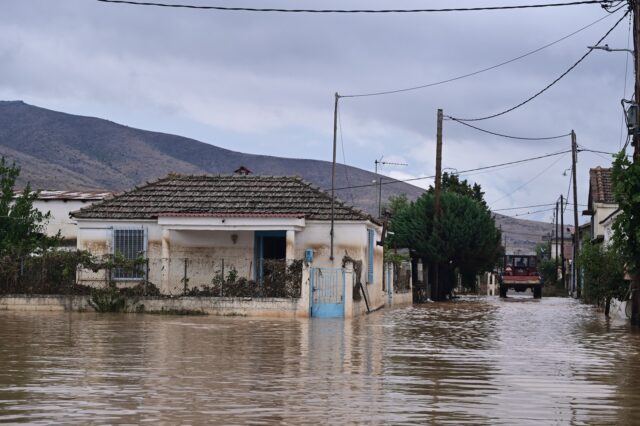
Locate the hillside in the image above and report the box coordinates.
[0,100,550,251]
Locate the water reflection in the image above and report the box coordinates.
[1,297,640,424]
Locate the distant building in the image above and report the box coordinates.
[583,167,618,245]
[18,190,113,247]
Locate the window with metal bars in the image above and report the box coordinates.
[367,228,374,284]
[112,228,146,280]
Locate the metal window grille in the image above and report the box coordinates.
[112,228,146,280]
[367,228,374,284]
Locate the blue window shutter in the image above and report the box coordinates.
[367,229,374,283]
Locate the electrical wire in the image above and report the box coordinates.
[446,116,571,140]
[492,203,556,212]
[340,11,617,98]
[505,207,556,218]
[451,7,630,122]
[96,0,611,14]
[490,153,569,204]
[335,149,571,190]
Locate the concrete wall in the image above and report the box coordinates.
[2,263,313,318]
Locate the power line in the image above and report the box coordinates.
[493,203,556,211]
[492,201,586,211]
[490,153,569,204]
[447,116,571,140]
[451,7,630,122]
[341,11,616,98]
[496,207,557,218]
[335,149,571,190]
[96,0,611,14]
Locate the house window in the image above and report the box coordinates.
[112,228,146,280]
[367,228,374,284]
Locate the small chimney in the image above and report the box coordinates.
[234,166,253,175]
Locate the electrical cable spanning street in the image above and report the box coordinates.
[450,7,630,122]
[446,117,572,141]
[335,149,572,191]
[96,0,612,13]
[340,11,618,98]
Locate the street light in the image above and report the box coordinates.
[587,44,634,56]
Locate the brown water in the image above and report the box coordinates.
[1,296,640,425]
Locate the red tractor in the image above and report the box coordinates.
[499,255,542,299]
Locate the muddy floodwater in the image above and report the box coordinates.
[1,296,640,424]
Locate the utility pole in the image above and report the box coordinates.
[330,92,339,261]
[434,109,444,301]
[571,130,581,298]
[631,0,640,324]
[560,194,566,290]
[555,201,559,278]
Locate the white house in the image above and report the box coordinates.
[24,190,113,247]
[583,167,619,245]
[582,166,630,320]
[70,174,408,317]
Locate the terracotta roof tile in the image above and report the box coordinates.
[71,174,377,223]
[589,167,615,204]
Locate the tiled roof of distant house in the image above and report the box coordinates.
[36,190,113,201]
[71,174,377,223]
[589,167,615,204]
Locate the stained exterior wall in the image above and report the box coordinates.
[75,218,385,315]
[296,221,386,313]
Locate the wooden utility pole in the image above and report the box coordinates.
[330,92,339,261]
[571,130,581,298]
[433,109,444,301]
[631,0,640,324]
[555,201,559,278]
[560,194,566,290]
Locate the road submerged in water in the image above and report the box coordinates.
[1,295,639,425]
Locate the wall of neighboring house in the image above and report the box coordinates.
[33,199,95,244]
[591,202,618,242]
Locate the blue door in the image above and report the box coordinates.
[310,267,345,318]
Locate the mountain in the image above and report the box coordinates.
[0,100,550,252]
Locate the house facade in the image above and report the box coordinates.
[70,174,405,317]
[583,167,619,244]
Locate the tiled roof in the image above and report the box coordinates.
[16,190,113,201]
[589,167,615,204]
[71,174,377,223]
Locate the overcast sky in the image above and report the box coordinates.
[0,0,633,224]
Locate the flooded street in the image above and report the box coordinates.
[1,296,640,425]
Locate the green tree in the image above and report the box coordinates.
[389,190,501,294]
[578,240,626,316]
[611,151,640,277]
[428,172,487,209]
[0,157,56,258]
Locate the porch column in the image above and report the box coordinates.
[161,228,171,294]
[286,230,295,260]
